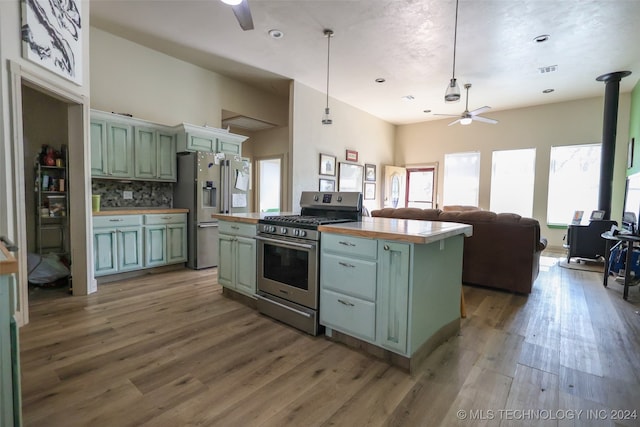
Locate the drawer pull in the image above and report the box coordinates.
[231,225,240,230]
[338,299,355,307]
[161,216,171,220]
[384,244,390,251]
[109,219,124,222]
[338,261,355,268]
[338,241,355,247]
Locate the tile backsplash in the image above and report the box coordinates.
[92,180,173,208]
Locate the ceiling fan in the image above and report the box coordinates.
[435,84,498,126]
[220,0,254,31]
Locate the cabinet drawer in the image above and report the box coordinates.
[322,233,377,259]
[321,253,376,301]
[94,215,142,228]
[144,213,187,225]
[320,289,376,342]
[219,221,256,237]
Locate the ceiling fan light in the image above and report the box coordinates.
[445,78,461,103]
[220,0,242,5]
[460,117,472,125]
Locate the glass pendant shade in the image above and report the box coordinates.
[460,117,472,125]
[322,107,332,125]
[445,78,461,103]
[220,0,242,5]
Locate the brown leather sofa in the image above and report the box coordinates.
[371,208,548,294]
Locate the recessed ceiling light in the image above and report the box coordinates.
[538,65,557,74]
[542,88,555,93]
[375,78,386,83]
[402,95,415,101]
[534,34,550,43]
[268,29,284,39]
[423,109,431,113]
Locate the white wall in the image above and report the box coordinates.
[90,27,288,129]
[395,94,633,249]
[291,81,395,212]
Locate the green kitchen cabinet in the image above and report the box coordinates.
[0,260,21,427]
[217,221,256,297]
[90,116,134,178]
[134,126,177,181]
[90,119,108,177]
[175,123,248,153]
[144,214,187,267]
[376,241,410,354]
[93,215,144,276]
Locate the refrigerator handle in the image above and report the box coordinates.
[221,159,229,214]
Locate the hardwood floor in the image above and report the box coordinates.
[20,255,640,426]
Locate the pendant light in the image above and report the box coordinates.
[322,29,334,125]
[444,0,461,103]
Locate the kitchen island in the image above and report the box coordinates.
[318,216,472,372]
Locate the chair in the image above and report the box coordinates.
[565,219,617,263]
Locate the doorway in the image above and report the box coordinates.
[406,164,438,209]
[256,156,283,212]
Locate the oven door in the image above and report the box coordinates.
[255,234,318,309]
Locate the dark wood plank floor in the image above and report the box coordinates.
[20,254,640,426]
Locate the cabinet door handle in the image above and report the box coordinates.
[338,299,355,307]
[384,244,390,251]
[338,241,355,247]
[338,261,355,268]
[109,219,124,222]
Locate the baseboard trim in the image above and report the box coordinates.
[222,287,257,309]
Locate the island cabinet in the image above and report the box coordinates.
[320,230,464,370]
[93,215,144,276]
[144,214,188,267]
[218,220,256,297]
[1,244,21,427]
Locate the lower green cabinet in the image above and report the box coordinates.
[377,242,410,353]
[217,221,256,297]
[144,221,187,267]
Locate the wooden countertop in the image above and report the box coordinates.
[212,212,297,224]
[0,242,18,275]
[93,208,189,216]
[318,216,473,244]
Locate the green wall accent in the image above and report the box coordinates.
[627,80,640,177]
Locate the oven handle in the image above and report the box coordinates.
[256,294,312,318]
[255,235,316,250]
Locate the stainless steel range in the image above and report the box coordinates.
[255,191,362,335]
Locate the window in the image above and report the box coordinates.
[406,165,437,209]
[443,152,480,207]
[547,143,601,225]
[490,148,536,217]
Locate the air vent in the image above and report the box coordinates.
[221,116,277,131]
[538,65,558,74]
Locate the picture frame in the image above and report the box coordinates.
[590,210,605,220]
[319,153,336,176]
[365,164,376,181]
[338,162,364,192]
[319,178,335,192]
[21,0,83,85]
[364,182,376,200]
[346,149,359,162]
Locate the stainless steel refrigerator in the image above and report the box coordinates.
[174,152,250,269]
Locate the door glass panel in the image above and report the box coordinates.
[258,158,281,212]
[263,244,309,290]
[391,175,400,208]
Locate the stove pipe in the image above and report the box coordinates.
[596,71,631,220]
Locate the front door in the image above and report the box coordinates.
[383,166,407,208]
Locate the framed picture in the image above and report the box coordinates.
[319,153,336,176]
[338,162,364,192]
[319,178,335,192]
[21,0,83,85]
[364,182,376,200]
[346,149,359,162]
[365,164,376,181]
[590,210,605,220]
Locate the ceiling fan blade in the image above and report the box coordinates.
[232,0,254,31]
[448,118,462,126]
[433,113,460,117]
[472,115,498,124]
[469,106,491,116]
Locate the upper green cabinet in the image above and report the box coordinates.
[90,110,176,182]
[174,123,248,154]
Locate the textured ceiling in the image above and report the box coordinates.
[90,0,640,125]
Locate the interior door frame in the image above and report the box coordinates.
[8,61,92,325]
[254,154,286,212]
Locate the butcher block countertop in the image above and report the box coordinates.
[318,216,473,244]
[0,243,17,275]
[211,212,296,224]
[93,208,189,216]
